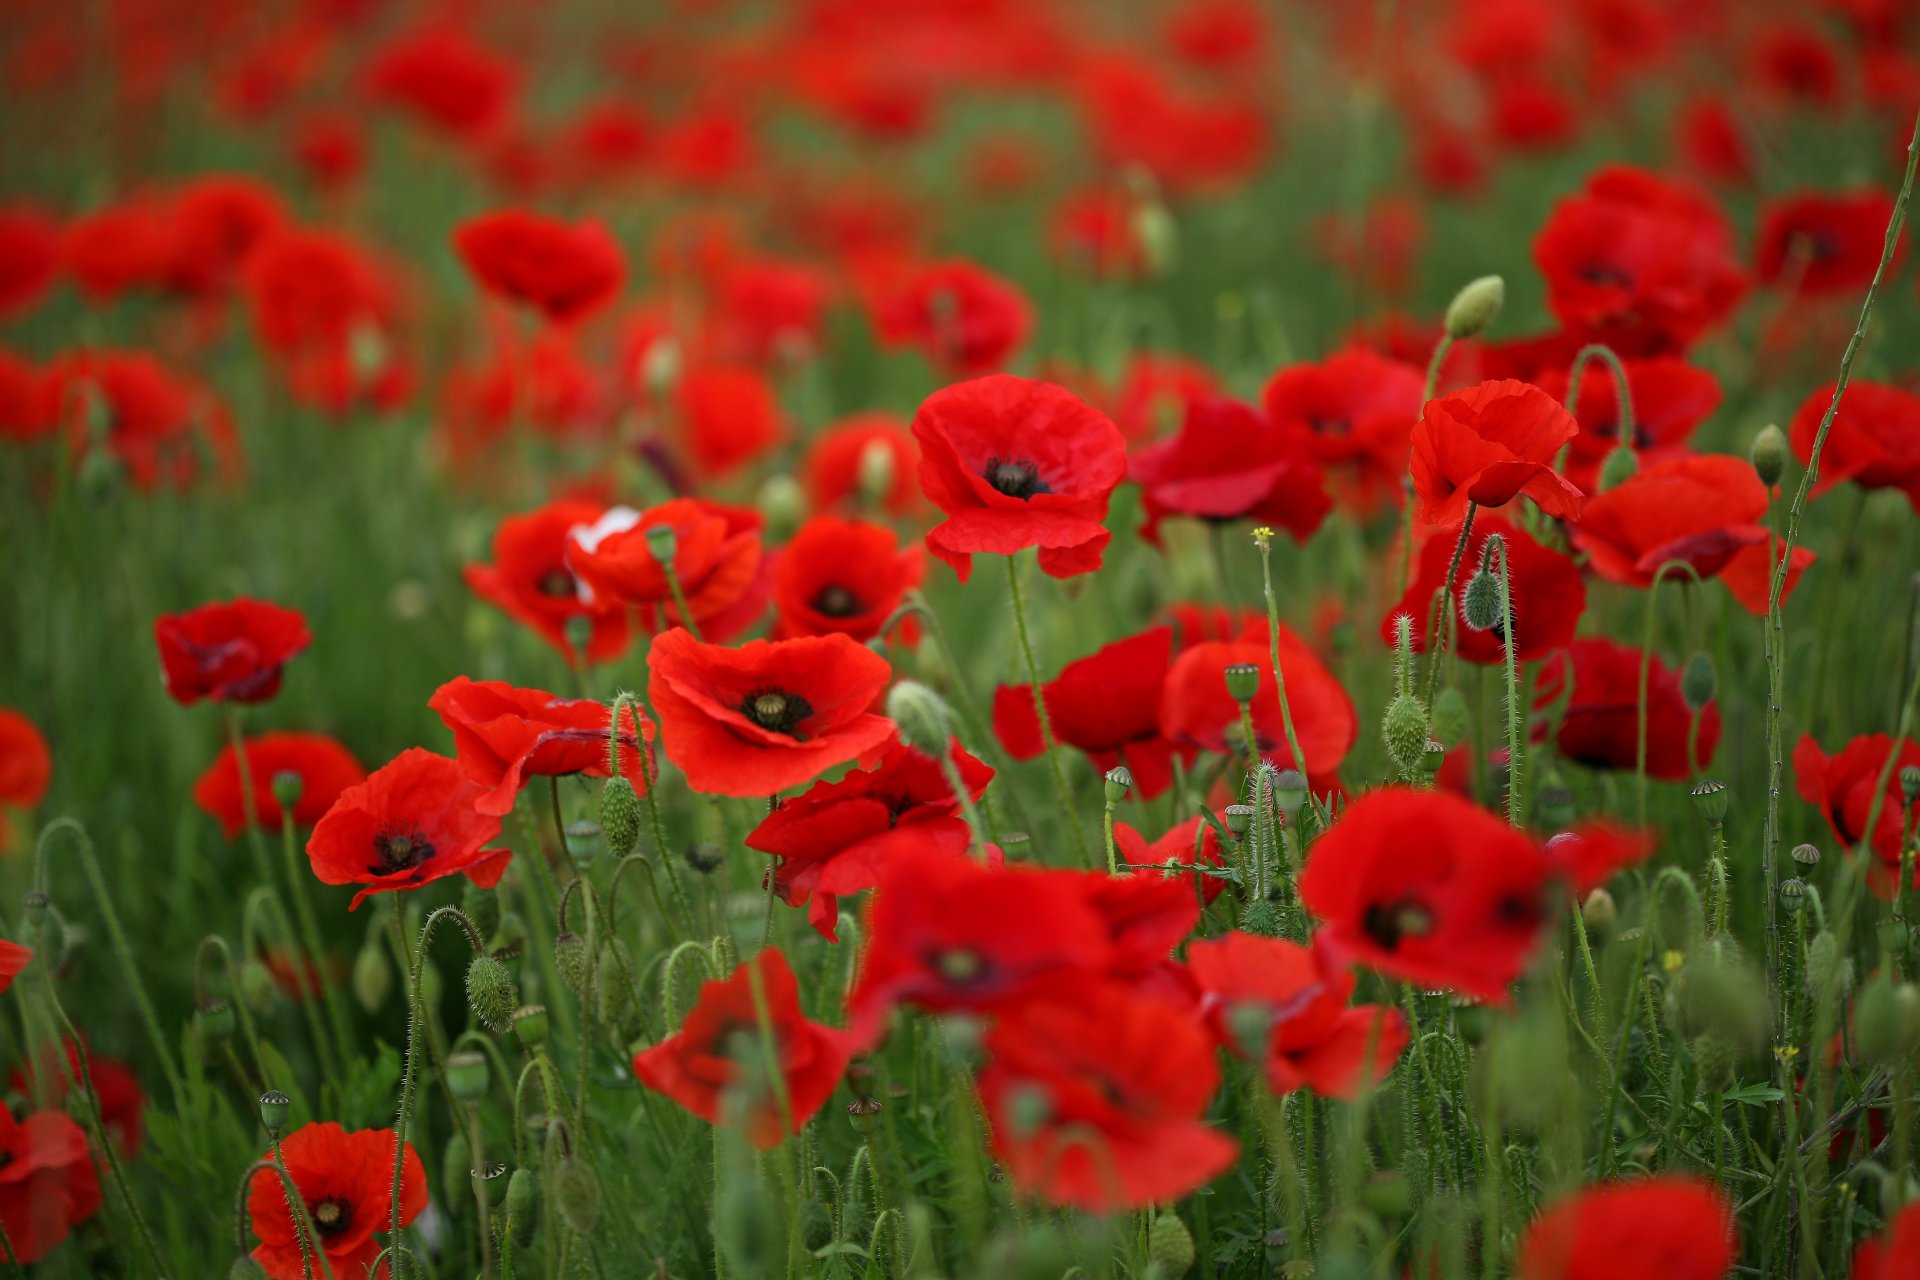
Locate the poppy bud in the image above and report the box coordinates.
[259,1089,291,1137]
[513,1004,550,1051]
[238,959,278,1017]
[269,769,304,811]
[1103,766,1133,803]
[717,1174,782,1276]
[552,1158,601,1234]
[554,932,589,994]
[798,1195,835,1253]
[1673,940,1767,1049]
[857,438,896,509]
[467,953,518,1033]
[1750,424,1788,488]
[443,1132,471,1207]
[1223,804,1254,837]
[1382,694,1430,774]
[21,891,48,929]
[1791,842,1822,868]
[506,1168,540,1247]
[352,934,391,1014]
[1597,445,1638,492]
[1004,1082,1053,1139]
[644,523,678,568]
[564,820,602,869]
[447,1051,490,1102]
[1690,1032,1737,1094]
[756,474,805,542]
[1431,687,1470,749]
[1223,663,1261,703]
[644,337,681,398]
[1690,779,1729,825]
[1361,1170,1412,1220]
[685,842,725,874]
[461,883,502,942]
[1443,274,1505,340]
[196,999,236,1046]
[1681,652,1717,711]
[1779,878,1807,915]
[1134,199,1179,280]
[1878,916,1910,957]
[1902,765,1920,805]
[475,1161,510,1208]
[1856,971,1906,1064]
[599,776,643,859]
[1224,1001,1273,1059]
[1239,899,1283,938]
[1805,930,1847,1001]
[886,679,954,757]
[1460,568,1505,633]
[1582,888,1617,936]
[1146,1212,1196,1277]
[1274,769,1308,816]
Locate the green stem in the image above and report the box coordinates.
[1423,504,1478,712]
[1491,537,1524,826]
[1253,532,1308,777]
[1004,553,1090,864]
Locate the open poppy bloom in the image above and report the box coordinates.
[247,1122,426,1280]
[1263,348,1427,514]
[567,498,768,642]
[1854,1199,1920,1280]
[912,375,1128,581]
[747,737,992,940]
[1793,733,1920,896]
[1129,396,1331,545]
[0,1108,101,1264]
[978,983,1239,1212]
[429,676,651,817]
[670,362,786,479]
[306,748,510,909]
[1187,931,1408,1098]
[1385,514,1585,664]
[1516,1175,1735,1280]
[365,25,518,138]
[464,499,634,666]
[871,258,1032,376]
[0,940,29,993]
[1298,787,1550,1002]
[1756,190,1901,296]
[1115,816,1231,905]
[1787,380,1920,511]
[633,948,856,1149]
[10,1039,145,1157]
[193,731,367,838]
[1157,628,1356,780]
[647,629,894,797]
[1530,356,1721,495]
[1571,454,1815,615]
[1534,639,1721,780]
[454,209,624,324]
[770,516,923,643]
[44,350,241,491]
[993,625,1190,799]
[0,707,52,850]
[1410,379,1586,528]
[154,597,311,705]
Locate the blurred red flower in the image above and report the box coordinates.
[1787,380,1920,511]
[1158,629,1356,780]
[248,1122,425,1280]
[1534,639,1721,780]
[0,940,27,993]
[872,259,1031,376]
[429,676,651,817]
[1531,356,1720,494]
[0,1108,101,1264]
[1386,514,1585,664]
[193,731,367,838]
[771,516,923,643]
[670,362,785,478]
[1264,349,1426,514]
[1855,1199,1920,1280]
[0,204,60,320]
[1117,817,1231,905]
[1793,733,1920,896]
[567,498,767,641]
[454,209,625,324]
[1411,379,1585,528]
[0,708,53,828]
[1517,1175,1735,1280]
[0,349,49,442]
[1757,191,1900,296]
[1130,396,1331,546]
[44,350,241,491]
[153,597,311,706]
[464,499,634,666]
[306,748,510,909]
[10,1039,144,1157]
[365,27,518,138]
[800,412,921,515]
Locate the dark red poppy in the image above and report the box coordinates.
[1413,120,1491,196]
[800,412,921,515]
[10,1040,144,1157]
[771,516,923,643]
[555,99,651,186]
[671,362,785,478]
[193,732,367,838]
[0,1108,101,1264]
[61,199,174,301]
[1187,931,1408,1098]
[454,210,624,325]
[871,259,1032,376]
[633,948,856,1149]
[1130,396,1331,545]
[1531,356,1721,494]
[429,676,652,818]
[43,350,240,491]
[1572,454,1815,615]
[1110,353,1218,443]
[566,498,767,641]
[1263,349,1426,513]
[1299,787,1550,1002]
[1750,23,1840,109]
[248,1122,426,1280]
[1543,823,1661,899]
[245,229,397,361]
[1047,188,1145,279]
[1119,816,1230,905]
[1158,630,1356,779]
[911,374,1127,581]
[1166,0,1268,71]
[1675,97,1754,186]
[993,625,1191,799]
[0,349,49,442]
[1517,1176,1735,1280]
[1788,380,1920,511]
[1793,733,1920,896]
[647,628,894,798]
[1757,191,1899,297]
[465,499,634,666]
[748,736,991,940]
[289,112,365,192]
[1532,166,1746,350]
[306,748,510,910]
[364,26,517,138]
[1534,639,1721,780]
[165,175,284,299]
[0,940,29,994]
[1855,1199,1920,1280]
[1410,379,1586,527]
[0,709,52,829]
[1385,513,1585,665]
[0,204,60,320]
[709,257,834,362]
[978,983,1238,1211]
[154,597,311,706]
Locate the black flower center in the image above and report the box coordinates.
[1362,898,1434,951]
[741,688,813,737]
[984,456,1050,500]
[812,584,861,618]
[308,1196,352,1238]
[1309,415,1352,437]
[536,568,577,598]
[1575,262,1634,288]
[371,826,435,876]
[932,947,988,985]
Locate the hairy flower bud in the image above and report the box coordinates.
[238,959,278,1017]
[1690,1032,1737,1094]
[466,953,518,1034]
[1239,899,1283,938]
[1147,1212,1197,1276]
[1444,274,1505,340]
[507,1168,540,1247]
[461,883,502,942]
[857,438,896,509]
[352,936,391,1014]
[599,776,643,859]
[1750,424,1788,488]
[1431,686,1471,749]
[1598,445,1638,492]
[1460,568,1505,633]
[717,1174,782,1276]
[1856,971,1906,1065]
[554,932,589,994]
[552,1158,601,1235]
[885,680,954,757]
[1382,694,1430,774]
[1582,888,1618,936]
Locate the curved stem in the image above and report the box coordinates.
[1423,504,1479,712]
[1254,531,1308,778]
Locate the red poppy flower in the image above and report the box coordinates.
[0,709,52,830]
[1078,55,1268,193]
[748,736,992,940]
[0,940,29,994]
[1158,629,1356,779]
[1517,1176,1735,1280]
[1757,191,1901,296]
[1855,1199,1920,1280]
[1543,823,1661,899]
[1531,356,1721,494]
[1047,188,1145,279]
[1676,97,1754,186]
[454,210,625,324]
[247,1122,426,1280]
[306,748,510,910]
[1263,349,1427,513]
[290,112,365,192]
[771,517,923,643]
[364,26,518,138]
[993,625,1191,799]
[465,499,633,666]
[1788,380,1920,510]
[61,200,174,301]
[1111,353,1217,443]
[1187,931,1408,1098]
[193,732,367,838]
[1385,514,1585,665]
[1793,733,1920,895]
[154,597,311,706]
[1532,166,1746,350]
[1410,379,1586,527]
[0,1108,101,1264]
[912,374,1127,581]
[709,257,834,362]
[978,983,1238,1212]
[801,412,921,515]
[165,175,285,299]
[633,948,855,1148]
[10,1040,144,1157]
[1120,816,1231,904]
[1534,639,1721,780]
[0,349,49,442]
[43,350,240,491]
[429,676,651,817]
[0,204,60,320]
[647,629,894,798]
[245,229,397,361]
[567,498,767,641]
[1299,787,1550,1002]
[1571,454,1815,615]
[1166,0,1268,71]
[671,362,785,478]
[872,259,1032,376]
[1130,396,1331,545]
[1751,22,1840,108]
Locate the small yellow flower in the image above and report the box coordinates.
[1774,1043,1801,1065]
[1251,526,1275,549]
[1662,949,1686,973]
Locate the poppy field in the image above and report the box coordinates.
[6,0,1920,1277]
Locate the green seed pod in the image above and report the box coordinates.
[685,842,725,874]
[237,959,278,1017]
[1877,916,1911,956]
[1382,693,1430,774]
[1778,878,1807,915]
[599,776,643,859]
[466,953,518,1034]
[258,1089,291,1137]
[552,1158,601,1235]
[1791,842,1822,868]
[506,1167,540,1247]
[1239,899,1282,938]
[1273,769,1308,814]
[717,1174,782,1277]
[1222,804,1254,837]
[1443,274,1505,340]
[1856,971,1903,1065]
[352,936,391,1014]
[513,1004,550,1051]
[442,1132,471,1208]
[1901,765,1920,805]
[1431,686,1471,749]
[1598,445,1638,491]
[460,883,502,943]
[447,1051,490,1102]
[1690,1032,1738,1095]
[474,1161,510,1208]
[20,891,48,929]
[1103,766,1133,803]
[564,819,602,869]
[1146,1213,1196,1277]
[269,769,304,811]
[1750,424,1788,488]
[797,1195,835,1253]
[886,679,954,757]
[1805,930,1846,1002]
[196,999,236,1046]
[1673,938,1768,1049]
[554,932,589,994]
[1537,778,1576,830]
[1681,652,1717,711]
[1222,662,1261,703]
[1690,779,1729,825]
[1460,568,1505,633]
